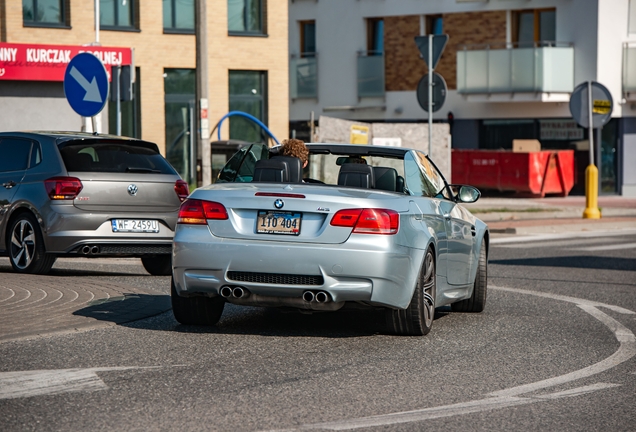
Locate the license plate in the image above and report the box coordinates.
[111,219,159,233]
[256,211,301,235]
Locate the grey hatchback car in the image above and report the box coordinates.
[0,131,189,275]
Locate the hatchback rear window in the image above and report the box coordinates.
[60,142,177,174]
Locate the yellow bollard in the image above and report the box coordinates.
[583,164,601,219]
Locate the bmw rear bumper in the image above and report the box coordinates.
[172,225,425,309]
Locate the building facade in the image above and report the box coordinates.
[0,0,289,185]
[288,0,636,196]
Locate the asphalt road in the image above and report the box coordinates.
[1,231,635,431]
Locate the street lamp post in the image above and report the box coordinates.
[195,0,211,187]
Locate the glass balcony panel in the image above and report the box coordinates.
[487,49,511,92]
[456,44,573,95]
[357,53,385,98]
[510,48,536,92]
[464,50,488,92]
[541,47,573,92]
[623,45,636,94]
[290,55,317,99]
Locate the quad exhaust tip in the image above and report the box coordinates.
[220,286,250,299]
[303,290,330,303]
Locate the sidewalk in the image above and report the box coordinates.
[464,195,636,236]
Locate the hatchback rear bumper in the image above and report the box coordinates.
[43,207,176,255]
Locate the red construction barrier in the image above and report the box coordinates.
[452,149,575,197]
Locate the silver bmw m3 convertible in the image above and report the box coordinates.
[172,143,488,336]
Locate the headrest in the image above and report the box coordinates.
[272,155,303,183]
[373,166,398,192]
[252,156,303,183]
[337,163,375,189]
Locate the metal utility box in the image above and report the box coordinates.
[452,149,575,197]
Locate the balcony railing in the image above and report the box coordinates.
[457,42,574,95]
[623,42,636,99]
[290,53,318,99]
[357,51,385,98]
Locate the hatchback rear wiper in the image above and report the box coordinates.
[125,167,162,173]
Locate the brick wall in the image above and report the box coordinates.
[384,11,507,91]
[0,0,289,153]
[443,10,507,90]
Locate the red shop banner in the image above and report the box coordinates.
[0,42,132,82]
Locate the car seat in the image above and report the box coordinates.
[337,163,375,188]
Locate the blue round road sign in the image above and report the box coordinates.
[63,53,109,117]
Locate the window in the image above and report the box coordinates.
[108,67,142,139]
[163,0,194,33]
[300,20,316,57]
[100,0,136,30]
[228,0,265,35]
[404,151,448,198]
[630,0,636,34]
[228,71,268,143]
[367,18,384,55]
[23,0,68,27]
[59,143,177,174]
[164,69,196,183]
[427,15,443,35]
[513,8,556,46]
[0,138,32,172]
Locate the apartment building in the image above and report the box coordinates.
[289,0,636,196]
[0,0,289,184]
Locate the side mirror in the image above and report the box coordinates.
[454,185,481,203]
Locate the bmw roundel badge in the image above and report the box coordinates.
[274,199,284,209]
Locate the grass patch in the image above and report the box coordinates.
[470,207,560,214]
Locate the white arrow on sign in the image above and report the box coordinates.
[69,66,102,103]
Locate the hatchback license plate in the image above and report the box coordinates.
[112,219,159,233]
[257,211,301,235]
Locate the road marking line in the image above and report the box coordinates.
[570,242,636,251]
[0,367,158,400]
[496,237,614,249]
[275,384,621,431]
[274,286,635,431]
[491,229,636,245]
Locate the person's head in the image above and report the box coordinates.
[280,138,309,167]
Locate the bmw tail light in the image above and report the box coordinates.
[178,199,228,224]
[330,209,363,227]
[331,208,399,235]
[44,177,83,200]
[174,180,190,202]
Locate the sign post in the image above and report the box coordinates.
[414,34,449,156]
[63,52,109,132]
[569,81,613,219]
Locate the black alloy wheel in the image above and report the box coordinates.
[386,247,436,336]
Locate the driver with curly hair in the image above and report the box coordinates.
[280,138,309,168]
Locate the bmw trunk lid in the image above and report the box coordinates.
[188,183,410,244]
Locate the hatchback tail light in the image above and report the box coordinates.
[178,199,228,224]
[44,177,83,200]
[174,180,190,202]
[331,208,399,235]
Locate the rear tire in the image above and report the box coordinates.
[452,241,487,313]
[171,278,225,326]
[141,255,172,276]
[8,213,56,275]
[386,247,436,336]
